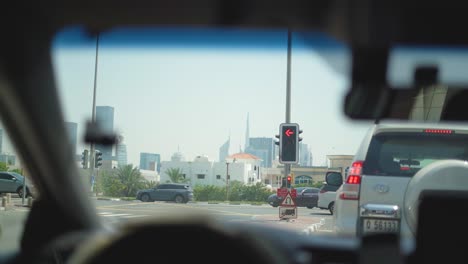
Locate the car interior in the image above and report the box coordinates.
[1,1,468,264]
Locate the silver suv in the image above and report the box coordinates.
[332,122,468,238]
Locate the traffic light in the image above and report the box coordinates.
[95,150,103,169]
[81,150,89,169]
[287,175,292,188]
[279,123,299,164]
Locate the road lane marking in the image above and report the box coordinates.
[95,206,253,217]
[121,215,148,218]
[168,203,257,216]
[95,202,145,208]
[97,202,259,217]
[101,213,132,217]
[96,207,166,214]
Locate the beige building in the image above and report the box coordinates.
[262,166,342,189]
[326,155,354,175]
[262,154,354,188]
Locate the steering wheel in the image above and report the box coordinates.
[67,216,286,264]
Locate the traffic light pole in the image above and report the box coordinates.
[284,29,292,179]
[89,33,100,193]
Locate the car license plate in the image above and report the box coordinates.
[362,218,399,234]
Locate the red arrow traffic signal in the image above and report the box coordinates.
[285,129,294,137]
[279,123,299,164]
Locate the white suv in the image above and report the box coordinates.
[333,122,468,238]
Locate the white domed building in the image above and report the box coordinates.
[159,152,263,186]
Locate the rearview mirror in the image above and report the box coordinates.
[345,51,468,122]
[326,172,343,186]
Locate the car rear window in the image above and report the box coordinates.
[363,132,468,177]
[321,184,340,192]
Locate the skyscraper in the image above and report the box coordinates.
[218,137,230,162]
[65,122,78,155]
[140,152,161,172]
[116,135,127,166]
[246,137,275,168]
[95,106,114,160]
[299,143,312,166]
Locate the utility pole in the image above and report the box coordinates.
[89,33,100,193]
[284,29,292,180]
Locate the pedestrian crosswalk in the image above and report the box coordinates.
[97,212,149,222]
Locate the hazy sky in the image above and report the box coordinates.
[50,28,372,166]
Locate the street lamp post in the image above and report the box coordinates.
[89,33,100,194]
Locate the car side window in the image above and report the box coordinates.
[0,173,13,180]
[158,185,168,190]
[323,184,338,192]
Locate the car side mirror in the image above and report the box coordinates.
[11,177,17,181]
[326,172,343,186]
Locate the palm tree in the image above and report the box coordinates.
[114,164,147,197]
[166,168,189,183]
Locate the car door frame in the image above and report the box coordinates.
[300,188,318,207]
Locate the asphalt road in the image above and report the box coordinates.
[92,199,335,234]
[0,198,335,254]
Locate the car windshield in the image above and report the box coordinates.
[5,25,468,254]
[48,26,368,236]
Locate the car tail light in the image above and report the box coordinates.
[339,161,363,200]
[424,129,453,134]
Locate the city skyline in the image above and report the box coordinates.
[63,104,362,167]
[52,30,372,166]
[70,108,333,167]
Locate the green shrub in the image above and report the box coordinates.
[194,181,273,202]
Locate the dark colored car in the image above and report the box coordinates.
[136,183,193,203]
[267,187,320,209]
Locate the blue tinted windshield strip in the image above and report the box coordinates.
[52,26,348,52]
